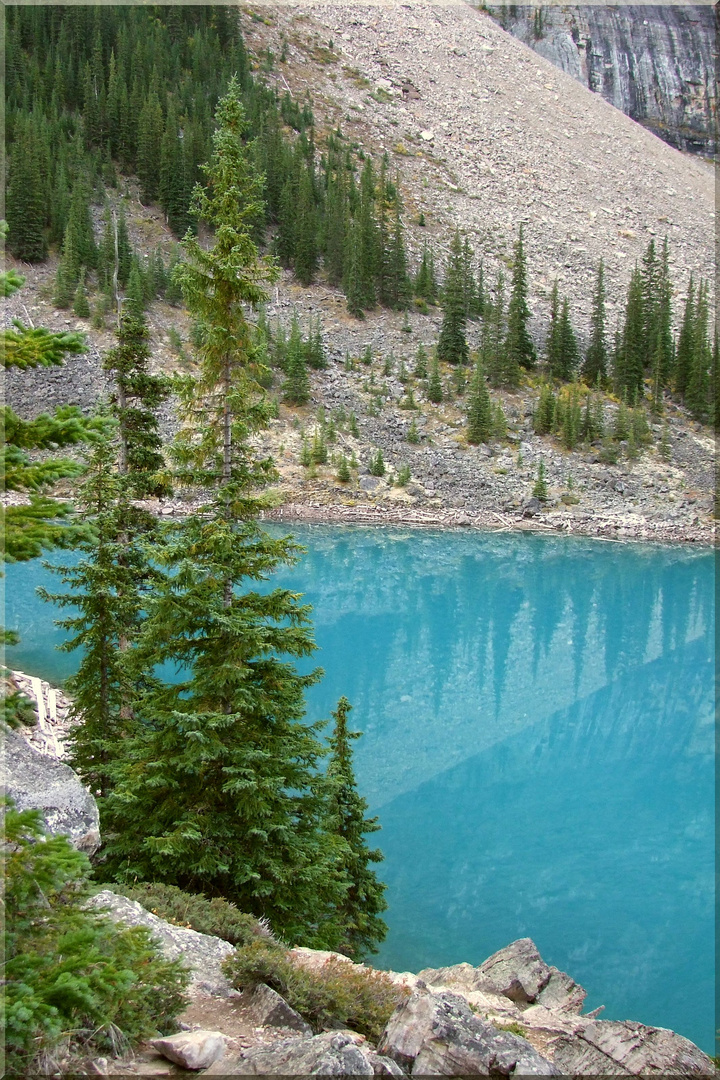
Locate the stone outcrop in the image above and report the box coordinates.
[377,985,559,1075]
[86,891,234,996]
[484,4,716,157]
[203,1030,405,1076]
[1,725,100,853]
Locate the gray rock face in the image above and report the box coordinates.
[487,5,715,156]
[151,1030,228,1070]
[551,1018,716,1077]
[86,891,234,995]
[421,939,587,1015]
[1,726,100,853]
[204,1030,405,1076]
[243,983,313,1035]
[377,987,558,1076]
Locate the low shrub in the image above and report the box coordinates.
[4,802,189,1077]
[110,882,274,947]
[224,940,408,1043]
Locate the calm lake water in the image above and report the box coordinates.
[4,526,715,1054]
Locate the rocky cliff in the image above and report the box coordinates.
[482,4,716,157]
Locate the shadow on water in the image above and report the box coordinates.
[3,526,715,1052]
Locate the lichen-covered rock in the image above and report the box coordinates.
[86,891,234,995]
[243,983,312,1035]
[203,1030,404,1076]
[377,986,558,1076]
[1,726,100,853]
[151,1030,227,1070]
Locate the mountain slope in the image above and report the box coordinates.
[245,0,713,335]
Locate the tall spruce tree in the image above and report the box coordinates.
[466,362,493,444]
[551,297,579,382]
[674,276,695,399]
[505,223,536,371]
[325,697,387,959]
[98,81,351,944]
[583,261,608,386]
[437,230,469,365]
[617,266,645,401]
[686,279,711,421]
[6,115,48,262]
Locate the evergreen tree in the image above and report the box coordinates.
[618,267,645,400]
[532,460,549,502]
[294,165,318,286]
[414,343,428,380]
[582,261,608,386]
[72,269,91,318]
[97,83,352,942]
[686,279,710,422]
[325,697,387,959]
[437,230,469,365]
[552,298,580,382]
[545,280,561,378]
[283,314,311,405]
[137,91,164,204]
[466,362,493,444]
[655,238,674,387]
[640,238,659,370]
[414,242,437,305]
[505,223,536,371]
[533,383,556,435]
[483,270,507,387]
[6,115,48,262]
[427,354,443,403]
[674,277,695,399]
[160,101,193,238]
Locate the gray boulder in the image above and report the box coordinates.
[204,1030,405,1076]
[377,986,558,1075]
[478,938,586,1013]
[243,983,313,1035]
[1,726,100,853]
[151,1030,227,1070]
[86,891,234,995]
[420,940,586,1016]
[551,1018,716,1077]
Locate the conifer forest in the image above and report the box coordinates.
[2,5,716,1073]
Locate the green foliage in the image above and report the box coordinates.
[396,464,411,486]
[283,315,311,405]
[1,322,87,370]
[505,224,536,373]
[466,363,493,444]
[414,343,428,379]
[532,460,549,503]
[427,355,443,403]
[368,449,386,477]
[336,454,351,482]
[406,418,420,444]
[224,940,407,1042]
[311,427,328,465]
[1,689,37,730]
[110,883,273,946]
[72,270,91,318]
[437,230,469,365]
[4,801,189,1077]
[533,383,556,435]
[583,261,608,386]
[325,698,387,958]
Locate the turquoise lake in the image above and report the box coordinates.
[3,526,715,1054]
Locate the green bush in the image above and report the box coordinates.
[4,802,189,1076]
[110,882,273,947]
[224,940,408,1043]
